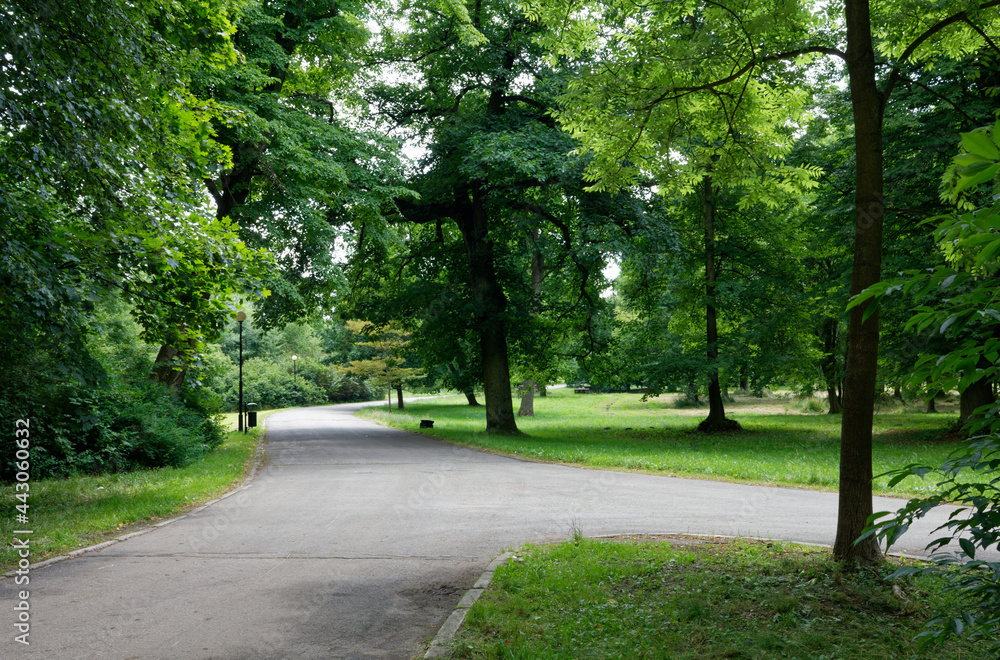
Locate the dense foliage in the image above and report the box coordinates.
[0,295,226,479]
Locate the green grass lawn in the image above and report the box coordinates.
[358,389,968,498]
[449,536,988,659]
[0,409,285,572]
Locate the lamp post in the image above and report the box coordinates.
[237,311,246,433]
[292,354,298,382]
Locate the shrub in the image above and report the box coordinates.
[0,376,226,480]
[217,357,327,411]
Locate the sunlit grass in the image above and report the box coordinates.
[449,536,988,659]
[0,408,288,571]
[358,389,967,497]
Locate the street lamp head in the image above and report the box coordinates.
[292,355,298,361]
[236,311,247,323]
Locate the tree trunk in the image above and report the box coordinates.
[396,384,405,410]
[151,343,188,389]
[518,380,536,417]
[959,371,994,430]
[464,390,481,406]
[457,186,518,434]
[539,384,547,397]
[698,175,739,433]
[820,317,843,414]
[834,0,885,564]
[926,388,944,413]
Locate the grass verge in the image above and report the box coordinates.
[356,389,971,498]
[0,408,287,572]
[449,536,988,659]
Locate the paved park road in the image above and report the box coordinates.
[0,403,978,659]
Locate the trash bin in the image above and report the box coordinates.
[247,402,258,428]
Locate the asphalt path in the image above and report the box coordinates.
[1,402,984,659]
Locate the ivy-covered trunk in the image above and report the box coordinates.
[834,0,884,564]
[150,342,192,389]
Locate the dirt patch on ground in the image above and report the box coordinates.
[642,393,814,416]
[398,578,477,610]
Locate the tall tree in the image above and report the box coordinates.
[529,0,1000,562]
[355,0,635,433]
[141,0,411,386]
[0,0,269,385]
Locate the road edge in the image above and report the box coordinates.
[420,532,935,658]
[0,413,272,580]
[423,551,514,659]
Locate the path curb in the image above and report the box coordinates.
[420,531,936,658]
[1,415,271,580]
[424,551,514,658]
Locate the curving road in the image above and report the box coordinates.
[0,402,979,659]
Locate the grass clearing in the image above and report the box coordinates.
[357,389,969,498]
[448,536,987,659]
[0,408,287,572]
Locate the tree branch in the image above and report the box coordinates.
[289,93,335,123]
[644,46,846,109]
[882,0,1000,102]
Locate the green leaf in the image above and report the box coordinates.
[974,238,1000,269]
[953,153,990,167]
[961,130,1000,160]
[955,163,1000,194]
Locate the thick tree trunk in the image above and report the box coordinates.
[464,390,481,406]
[699,175,739,433]
[457,186,518,434]
[518,380,536,417]
[959,372,994,429]
[396,384,405,411]
[539,385,547,397]
[834,0,885,563]
[151,343,188,389]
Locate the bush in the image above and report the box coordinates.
[324,373,377,403]
[0,376,226,480]
[217,357,327,411]
[0,294,227,480]
[863,419,1000,651]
